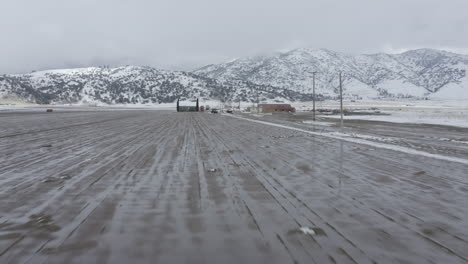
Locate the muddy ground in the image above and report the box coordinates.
[1,110,468,264]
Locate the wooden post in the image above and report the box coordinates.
[339,72,343,128]
[312,72,317,121]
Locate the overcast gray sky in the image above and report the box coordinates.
[1,0,468,74]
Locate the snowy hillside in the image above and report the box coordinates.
[195,48,468,100]
[0,66,311,104]
[2,49,467,105]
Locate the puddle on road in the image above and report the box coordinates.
[42,175,72,184]
[0,213,61,241]
[295,161,311,173]
[229,163,240,168]
[27,214,61,232]
[41,240,98,254]
[222,149,236,154]
[413,170,426,176]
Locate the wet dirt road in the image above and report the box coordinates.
[1,110,468,264]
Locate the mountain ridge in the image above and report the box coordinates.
[194,48,468,100]
[1,48,468,104]
[0,66,311,104]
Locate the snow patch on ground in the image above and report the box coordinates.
[250,113,272,117]
[439,138,468,145]
[327,108,468,128]
[293,99,468,109]
[299,227,316,235]
[293,100,468,128]
[302,120,333,126]
[328,132,397,143]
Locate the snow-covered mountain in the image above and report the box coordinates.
[1,48,467,105]
[0,66,311,104]
[195,48,468,100]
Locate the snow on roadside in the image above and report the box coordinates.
[302,120,334,126]
[439,138,468,145]
[327,108,468,128]
[328,131,397,143]
[225,114,468,166]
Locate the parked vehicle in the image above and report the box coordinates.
[211,109,219,114]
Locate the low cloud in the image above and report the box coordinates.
[1,0,467,74]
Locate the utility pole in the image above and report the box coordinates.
[339,72,344,128]
[256,88,260,113]
[312,72,317,121]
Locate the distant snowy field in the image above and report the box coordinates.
[328,108,468,128]
[293,100,468,128]
[0,102,176,112]
[0,99,240,112]
[1,98,467,128]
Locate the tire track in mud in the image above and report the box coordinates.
[195,115,368,264]
[0,116,131,167]
[37,114,177,213]
[193,118,266,230]
[79,113,206,264]
[237,115,468,262]
[0,113,140,139]
[0,112,133,146]
[225,117,467,216]
[0,113,160,190]
[340,120,468,160]
[232,114,468,166]
[0,130,118,187]
[300,149,468,262]
[0,112,151,173]
[192,117,244,216]
[207,115,468,263]
[29,125,176,264]
[193,116,312,264]
[206,118,372,256]
[0,112,179,262]
[2,111,468,264]
[100,116,191,264]
[256,118,468,260]
[0,115,175,217]
[320,143,468,255]
[101,114,216,264]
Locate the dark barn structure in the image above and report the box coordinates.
[177,98,200,112]
[259,104,296,113]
